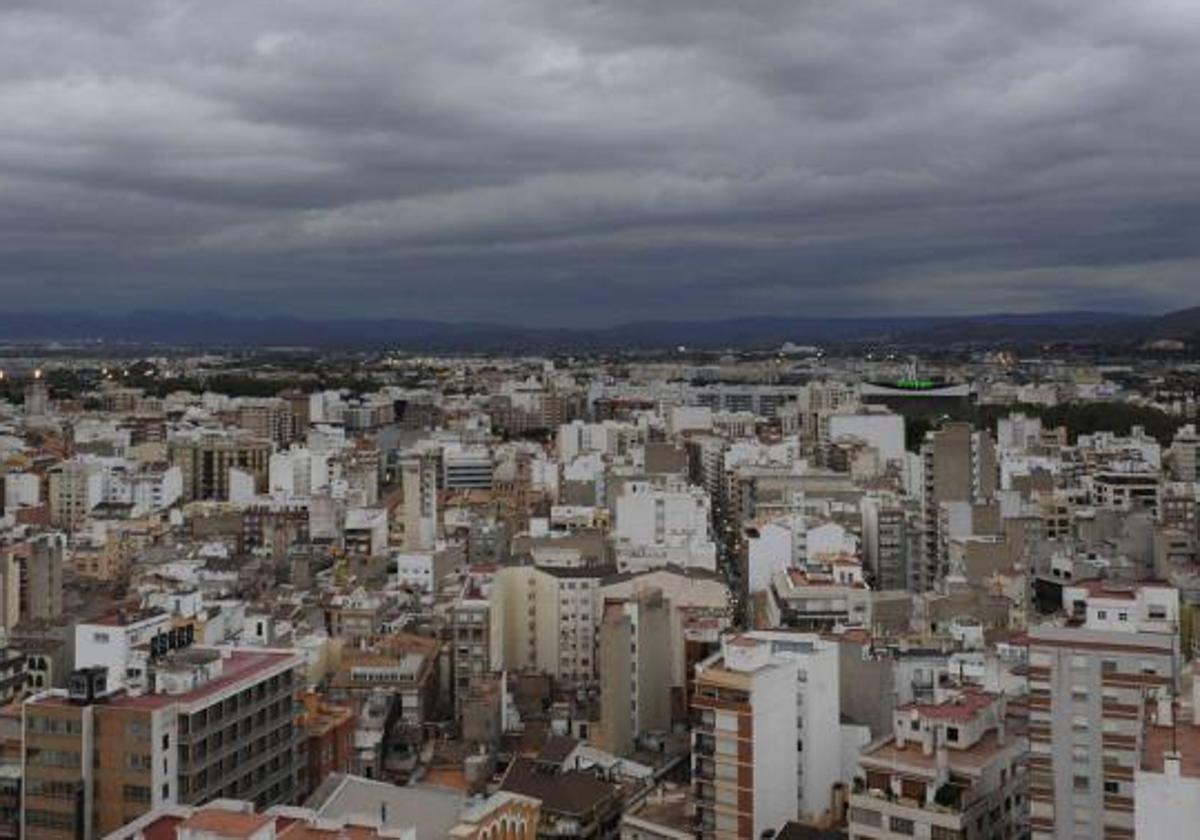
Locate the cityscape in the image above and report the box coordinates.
[4,1,1200,838]
[0,332,1195,840]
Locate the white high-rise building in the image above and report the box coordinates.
[692,635,799,838]
[740,631,842,823]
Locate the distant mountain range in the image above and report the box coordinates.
[0,307,1193,351]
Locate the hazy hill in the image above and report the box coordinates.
[0,308,1179,350]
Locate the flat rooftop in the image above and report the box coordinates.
[31,649,296,712]
[861,729,1017,778]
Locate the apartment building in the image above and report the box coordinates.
[168,432,271,502]
[22,647,302,840]
[691,635,799,840]
[20,534,66,623]
[296,692,355,802]
[767,566,871,631]
[1027,620,1178,840]
[1089,469,1161,517]
[399,451,438,551]
[1168,423,1200,481]
[489,565,605,685]
[862,495,916,592]
[920,424,996,591]
[739,631,841,823]
[848,689,1027,840]
[232,398,299,448]
[47,458,102,529]
[450,594,491,717]
[597,567,733,722]
[328,633,441,744]
[597,587,671,757]
[613,479,717,572]
[442,443,494,490]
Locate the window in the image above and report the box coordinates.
[946,726,960,743]
[1096,610,1107,620]
[92,632,110,643]
[25,810,77,830]
[889,816,915,836]
[848,808,881,828]
[1118,612,1128,622]
[1073,775,1089,791]
[123,785,151,803]
[1104,780,1119,794]
[1101,660,1117,673]
[931,829,964,840]
[125,753,152,772]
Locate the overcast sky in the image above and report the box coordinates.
[3,1,1199,326]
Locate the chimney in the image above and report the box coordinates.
[1164,752,1182,778]
[932,730,949,789]
[1193,672,1200,728]
[922,724,934,757]
[996,719,1006,747]
[1157,694,1174,728]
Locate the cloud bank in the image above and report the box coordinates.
[2,0,1199,324]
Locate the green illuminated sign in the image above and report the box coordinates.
[895,378,937,390]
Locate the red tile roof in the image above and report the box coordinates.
[898,690,998,723]
[179,810,272,838]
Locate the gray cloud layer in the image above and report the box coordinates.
[2,0,1199,325]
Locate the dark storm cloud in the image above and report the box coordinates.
[2,0,1199,324]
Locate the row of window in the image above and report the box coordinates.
[26,749,79,768]
[25,779,80,800]
[25,809,77,830]
[26,716,83,735]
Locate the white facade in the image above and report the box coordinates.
[392,552,435,592]
[99,463,183,516]
[743,631,843,822]
[696,636,799,837]
[614,480,716,570]
[1061,582,1180,634]
[269,447,332,497]
[805,521,859,561]
[828,412,905,464]
[4,472,39,510]
[227,468,256,503]
[997,413,1043,451]
[1136,757,1200,840]
[75,611,173,690]
[745,516,803,594]
[345,507,388,555]
[666,406,713,436]
[490,566,599,683]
